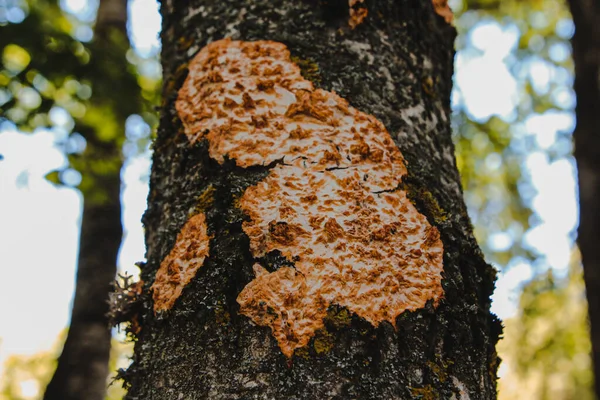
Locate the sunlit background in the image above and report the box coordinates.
[0,0,591,398]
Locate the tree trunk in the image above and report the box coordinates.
[126,1,500,399]
[567,0,600,397]
[43,1,128,399]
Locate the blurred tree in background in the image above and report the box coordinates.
[0,0,158,399]
[498,253,593,400]
[564,0,600,396]
[0,330,132,400]
[0,0,594,398]
[452,0,593,398]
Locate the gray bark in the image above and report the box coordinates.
[125,1,500,399]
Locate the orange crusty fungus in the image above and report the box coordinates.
[152,213,210,312]
[432,0,453,24]
[176,39,444,357]
[348,0,368,29]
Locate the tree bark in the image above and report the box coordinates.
[567,0,600,397]
[126,1,500,399]
[43,1,128,399]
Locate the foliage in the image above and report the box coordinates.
[0,1,159,398]
[498,254,594,399]
[454,1,592,397]
[454,0,575,267]
[0,330,133,400]
[0,0,159,196]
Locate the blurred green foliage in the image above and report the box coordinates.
[0,330,133,400]
[453,0,574,267]
[0,0,160,199]
[0,1,159,399]
[498,254,593,399]
[455,0,593,398]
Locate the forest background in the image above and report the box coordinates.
[0,0,589,399]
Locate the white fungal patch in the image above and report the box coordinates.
[151,213,210,312]
[343,39,374,65]
[451,377,470,400]
[176,39,444,357]
[399,103,426,127]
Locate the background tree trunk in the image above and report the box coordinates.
[567,0,600,397]
[125,1,500,398]
[43,1,128,399]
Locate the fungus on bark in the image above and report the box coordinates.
[176,39,444,357]
[151,213,210,312]
[432,0,453,24]
[348,0,368,29]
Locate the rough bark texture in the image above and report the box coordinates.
[42,1,127,399]
[126,1,500,399]
[568,0,600,397]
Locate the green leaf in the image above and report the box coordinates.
[44,170,62,185]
